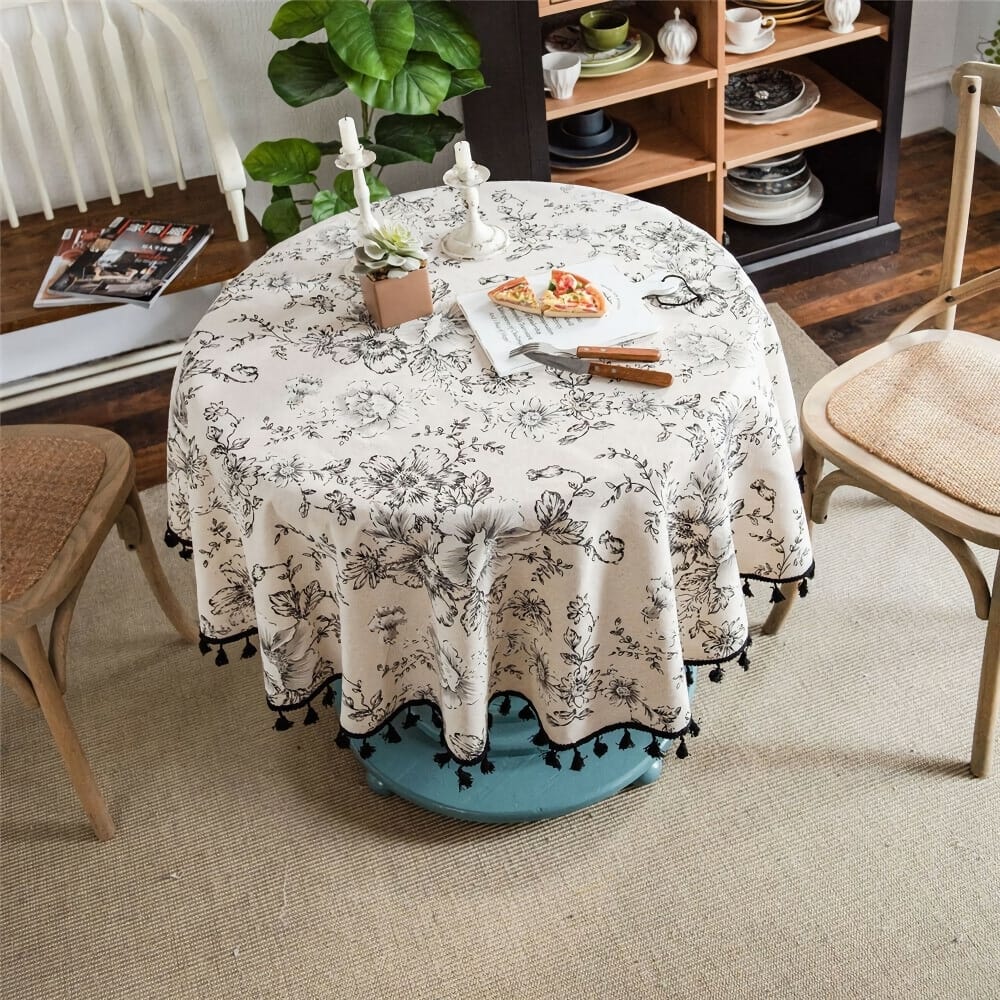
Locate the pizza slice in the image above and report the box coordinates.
[540,269,607,318]
[487,275,542,315]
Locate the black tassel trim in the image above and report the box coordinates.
[303,704,319,725]
[198,636,211,654]
[434,751,451,768]
[322,686,335,708]
[770,583,786,604]
[570,748,586,771]
[544,748,562,770]
[593,735,608,758]
[685,664,694,687]
[456,767,473,790]
[383,723,401,744]
[675,736,689,760]
[709,664,724,683]
[487,712,494,729]
[335,728,351,749]
[403,708,419,729]
[273,712,293,732]
[215,645,229,667]
[796,465,806,493]
[532,726,549,747]
[163,527,193,560]
[798,577,809,598]
[738,648,750,671]
[431,707,442,729]
[742,579,753,597]
[688,718,701,738]
[499,694,511,716]
[480,755,495,775]
[358,739,374,760]
[618,729,634,750]
[241,638,256,659]
[518,702,535,721]
[645,737,664,759]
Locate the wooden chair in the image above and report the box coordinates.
[0,0,267,407]
[764,62,1000,777]
[0,424,197,840]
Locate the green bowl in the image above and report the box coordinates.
[579,9,630,51]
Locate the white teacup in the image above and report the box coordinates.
[542,52,582,101]
[725,7,776,47]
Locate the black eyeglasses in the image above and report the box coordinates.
[644,274,704,309]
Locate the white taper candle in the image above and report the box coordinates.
[339,116,361,155]
[454,140,473,176]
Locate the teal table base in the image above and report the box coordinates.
[346,692,684,824]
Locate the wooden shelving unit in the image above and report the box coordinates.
[458,0,911,291]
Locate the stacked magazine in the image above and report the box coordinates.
[35,217,213,309]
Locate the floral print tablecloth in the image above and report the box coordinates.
[167,181,812,769]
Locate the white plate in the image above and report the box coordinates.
[724,77,820,125]
[725,29,775,54]
[724,176,824,225]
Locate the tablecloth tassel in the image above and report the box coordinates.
[215,645,229,667]
[487,712,494,730]
[593,734,608,757]
[431,707,442,729]
[434,751,451,768]
[544,748,562,770]
[480,755,495,775]
[322,686,335,708]
[273,712,293,732]
[570,747,586,771]
[796,465,806,493]
[499,694,511,715]
[403,708,419,728]
[798,577,809,598]
[164,526,180,548]
[770,583,786,604]
[532,726,549,747]
[675,735,689,760]
[685,664,694,687]
[645,736,664,759]
[241,638,257,659]
[383,723,401,743]
[709,664,724,683]
[738,648,750,671]
[742,579,753,597]
[303,704,319,725]
[688,718,701,738]
[198,636,211,655]
[359,739,374,760]
[518,702,535,721]
[618,729,633,750]
[335,729,351,749]
[456,767,473,790]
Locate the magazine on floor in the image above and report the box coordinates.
[45,217,213,307]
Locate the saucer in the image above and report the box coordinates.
[725,29,775,54]
[545,24,642,65]
[724,76,820,124]
[550,125,639,170]
[548,116,635,160]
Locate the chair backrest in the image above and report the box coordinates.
[936,61,1000,329]
[0,0,249,239]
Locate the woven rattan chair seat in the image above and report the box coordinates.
[0,435,105,602]
[826,337,1000,516]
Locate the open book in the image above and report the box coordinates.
[44,217,212,308]
[456,258,660,376]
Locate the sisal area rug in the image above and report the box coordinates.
[2,307,997,1000]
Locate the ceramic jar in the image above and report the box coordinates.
[657,8,698,65]
[824,0,860,34]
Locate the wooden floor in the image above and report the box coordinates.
[4,130,998,491]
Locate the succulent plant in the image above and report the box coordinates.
[354,223,427,279]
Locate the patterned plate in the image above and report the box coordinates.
[545,24,642,65]
[724,68,806,114]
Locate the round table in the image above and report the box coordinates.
[166,181,812,821]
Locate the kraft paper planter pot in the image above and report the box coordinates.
[361,265,433,329]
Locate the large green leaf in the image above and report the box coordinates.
[270,1,338,39]
[311,189,353,223]
[333,169,391,206]
[445,67,485,100]
[243,139,321,185]
[331,48,451,115]
[325,0,414,82]
[371,112,461,164]
[262,197,304,244]
[409,1,480,70]
[268,42,345,107]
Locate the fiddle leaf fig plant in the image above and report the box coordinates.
[244,0,485,244]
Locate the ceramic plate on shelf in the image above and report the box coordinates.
[724,175,824,225]
[550,128,639,170]
[725,68,806,114]
[548,116,635,160]
[545,24,642,65]
[725,29,775,54]
[579,31,655,77]
[725,77,820,124]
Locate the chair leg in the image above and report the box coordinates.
[14,626,115,841]
[117,487,198,644]
[970,557,1000,778]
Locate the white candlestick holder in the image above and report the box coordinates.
[335,147,383,239]
[440,163,508,260]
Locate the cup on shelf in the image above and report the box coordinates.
[579,9,630,51]
[542,52,582,100]
[724,7,776,48]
